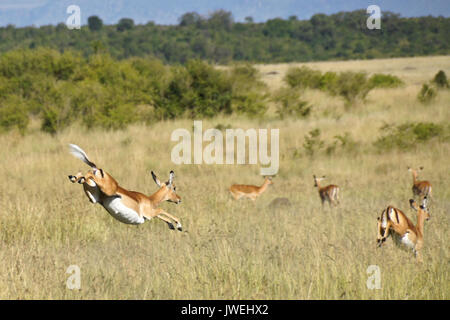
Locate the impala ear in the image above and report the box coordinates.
[151,171,161,187]
[421,196,428,210]
[409,199,417,211]
[166,170,174,187]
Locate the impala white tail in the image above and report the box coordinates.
[69,144,98,170]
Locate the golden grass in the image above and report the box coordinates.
[0,56,449,299]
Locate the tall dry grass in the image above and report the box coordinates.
[0,56,448,299]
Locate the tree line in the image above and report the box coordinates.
[0,10,448,64]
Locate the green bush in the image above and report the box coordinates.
[0,50,272,134]
[284,66,322,89]
[303,129,325,157]
[284,68,383,107]
[432,70,449,88]
[272,87,311,119]
[330,71,371,107]
[229,63,268,118]
[319,71,338,91]
[368,73,404,88]
[374,122,446,151]
[417,83,437,104]
[326,132,360,155]
[0,95,29,134]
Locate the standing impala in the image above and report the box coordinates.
[376,197,430,262]
[313,175,340,206]
[229,176,273,201]
[68,144,183,231]
[408,167,432,199]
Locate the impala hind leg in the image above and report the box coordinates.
[334,189,340,206]
[379,220,392,246]
[68,172,84,183]
[68,172,99,204]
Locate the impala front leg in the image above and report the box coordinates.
[149,208,183,231]
[159,210,183,231]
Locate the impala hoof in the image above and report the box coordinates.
[167,223,175,230]
[177,226,183,232]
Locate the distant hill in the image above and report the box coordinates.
[0,0,449,27]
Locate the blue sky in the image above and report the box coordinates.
[0,0,449,27]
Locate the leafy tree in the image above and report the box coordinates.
[88,16,103,31]
[179,12,203,27]
[432,70,449,88]
[117,18,134,32]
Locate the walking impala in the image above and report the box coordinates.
[229,176,273,201]
[67,144,183,231]
[313,175,340,206]
[376,197,430,262]
[408,167,432,199]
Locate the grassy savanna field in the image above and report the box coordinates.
[0,56,449,299]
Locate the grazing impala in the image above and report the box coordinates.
[229,176,273,201]
[376,197,430,262]
[408,167,432,199]
[68,144,183,231]
[313,175,340,206]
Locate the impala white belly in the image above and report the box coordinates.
[400,233,415,249]
[102,197,145,225]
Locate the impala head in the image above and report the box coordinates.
[409,197,430,221]
[313,175,325,187]
[408,166,424,176]
[264,176,274,185]
[151,170,181,204]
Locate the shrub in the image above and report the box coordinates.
[417,83,437,104]
[432,70,449,88]
[272,88,311,119]
[319,71,338,91]
[284,66,322,89]
[330,71,371,107]
[326,132,360,155]
[303,129,325,157]
[229,63,268,118]
[0,96,29,134]
[368,73,404,88]
[373,122,446,151]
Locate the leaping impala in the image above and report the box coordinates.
[229,176,273,201]
[376,196,430,262]
[408,167,432,199]
[67,144,183,231]
[313,175,340,206]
